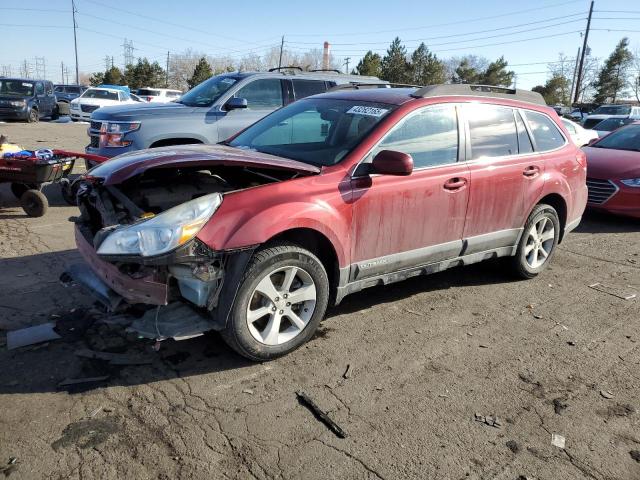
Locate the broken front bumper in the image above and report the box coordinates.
[66,225,169,308]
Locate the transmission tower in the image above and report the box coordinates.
[122,39,134,67]
[104,55,112,71]
[21,60,32,78]
[35,57,46,79]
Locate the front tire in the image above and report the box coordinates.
[511,203,560,279]
[27,108,38,123]
[221,243,330,361]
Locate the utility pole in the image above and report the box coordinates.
[278,36,284,70]
[165,51,170,87]
[573,0,594,104]
[71,0,79,85]
[570,47,581,104]
[344,57,351,74]
[61,62,65,83]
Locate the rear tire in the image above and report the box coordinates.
[20,190,48,217]
[511,203,560,279]
[220,243,330,361]
[51,105,60,120]
[27,108,38,123]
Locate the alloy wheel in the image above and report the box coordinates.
[246,266,317,346]
[524,217,555,269]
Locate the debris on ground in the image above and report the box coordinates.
[630,450,640,463]
[506,440,520,453]
[474,413,502,428]
[296,391,347,439]
[88,406,102,418]
[0,457,18,477]
[600,390,614,399]
[242,389,254,395]
[6,322,61,350]
[57,376,110,388]
[75,348,154,366]
[599,403,636,418]
[342,364,352,379]
[588,283,637,300]
[553,398,568,415]
[567,341,576,346]
[551,433,566,449]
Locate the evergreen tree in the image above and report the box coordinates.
[381,38,410,84]
[593,38,633,103]
[479,56,514,86]
[532,74,571,105]
[102,66,124,85]
[452,58,481,84]
[188,57,213,89]
[89,71,105,86]
[355,51,382,77]
[410,43,446,85]
[124,58,165,90]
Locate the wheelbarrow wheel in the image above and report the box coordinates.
[20,189,48,217]
[10,183,28,199]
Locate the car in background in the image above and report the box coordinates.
[70,86,137,121]
[569,108,587,122]
[561,118,598,146]
[86,70,387,159]
[54,84,88,103]
[552,105,571,117]
[136,87,182,103]
[584,122,640,218]
[593,117,636,138]
[0,78,58,122]
[68,84,586,360]
[582,104,640,129]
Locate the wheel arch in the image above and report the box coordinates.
[536,193,568,242]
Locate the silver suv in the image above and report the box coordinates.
[86,70,385,159]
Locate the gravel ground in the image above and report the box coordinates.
[0,122,639,480]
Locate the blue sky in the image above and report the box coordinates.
[1,0,639,89]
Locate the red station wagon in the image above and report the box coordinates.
[65,84,588,360]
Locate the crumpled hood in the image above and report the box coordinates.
[87,144,321,185]
[584,146,640,179]
[91,101,190,119]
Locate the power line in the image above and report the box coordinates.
[0,7,67,12]
[285,0,585,37]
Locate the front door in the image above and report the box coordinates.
[461,104,545,252]
[216,78,285,141]
[350,104,470,281]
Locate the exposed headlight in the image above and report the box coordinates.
[97,193,222,257]
[621,178,640,187]
[9,100,25,107]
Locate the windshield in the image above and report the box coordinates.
[592,105,631,115]
[0,80,34,96]
[137,88,160,96]
[595,118,633,131]
[178,75,239,107]
[229,98,395,166]
[81,89,118,100]
[594,124,640,151]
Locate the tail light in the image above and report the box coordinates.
[575,150,587,169]
[146,96,153,102]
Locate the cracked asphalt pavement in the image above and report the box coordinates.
[0,122,639,479]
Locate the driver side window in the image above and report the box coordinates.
[35,82,44,95]
[235,79,283,110]
[369,105,459,169]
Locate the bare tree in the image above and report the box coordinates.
[632,47,640,102]
[548,53,573,104]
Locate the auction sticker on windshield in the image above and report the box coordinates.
[346,105,388,117]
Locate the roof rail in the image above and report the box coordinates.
[329,83,390,91]
[308,69,342,74]
[411,84,546,105]
[268,66,304,72]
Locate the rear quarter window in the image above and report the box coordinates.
[292,79,327,100]
[524,111,566,151]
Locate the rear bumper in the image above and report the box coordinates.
[72,225,168,306]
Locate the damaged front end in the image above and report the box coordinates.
[62,151,308,340]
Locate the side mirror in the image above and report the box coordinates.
[372,150,413,176]
[225,97,248,111]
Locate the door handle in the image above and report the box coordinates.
[523,166,540,178]
[443,177,467,191]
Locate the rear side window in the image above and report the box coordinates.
[516,111,534,154]
[292,79,327,100]
[466,104,518,159]
[54,86,64,93]
[372,104,459,168]
[525,111,565,151]
[235,79,283,109]
[67,86,81,94]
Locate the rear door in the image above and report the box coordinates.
[217,78,285,140]
[461,103,543,251]
[350,104,470,280]
[44,82,55,115]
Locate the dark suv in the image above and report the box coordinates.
[66,84,587,360]
[0,78,58,122]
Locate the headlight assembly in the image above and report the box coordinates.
[620,178,640,188]
[97,193,222,257]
